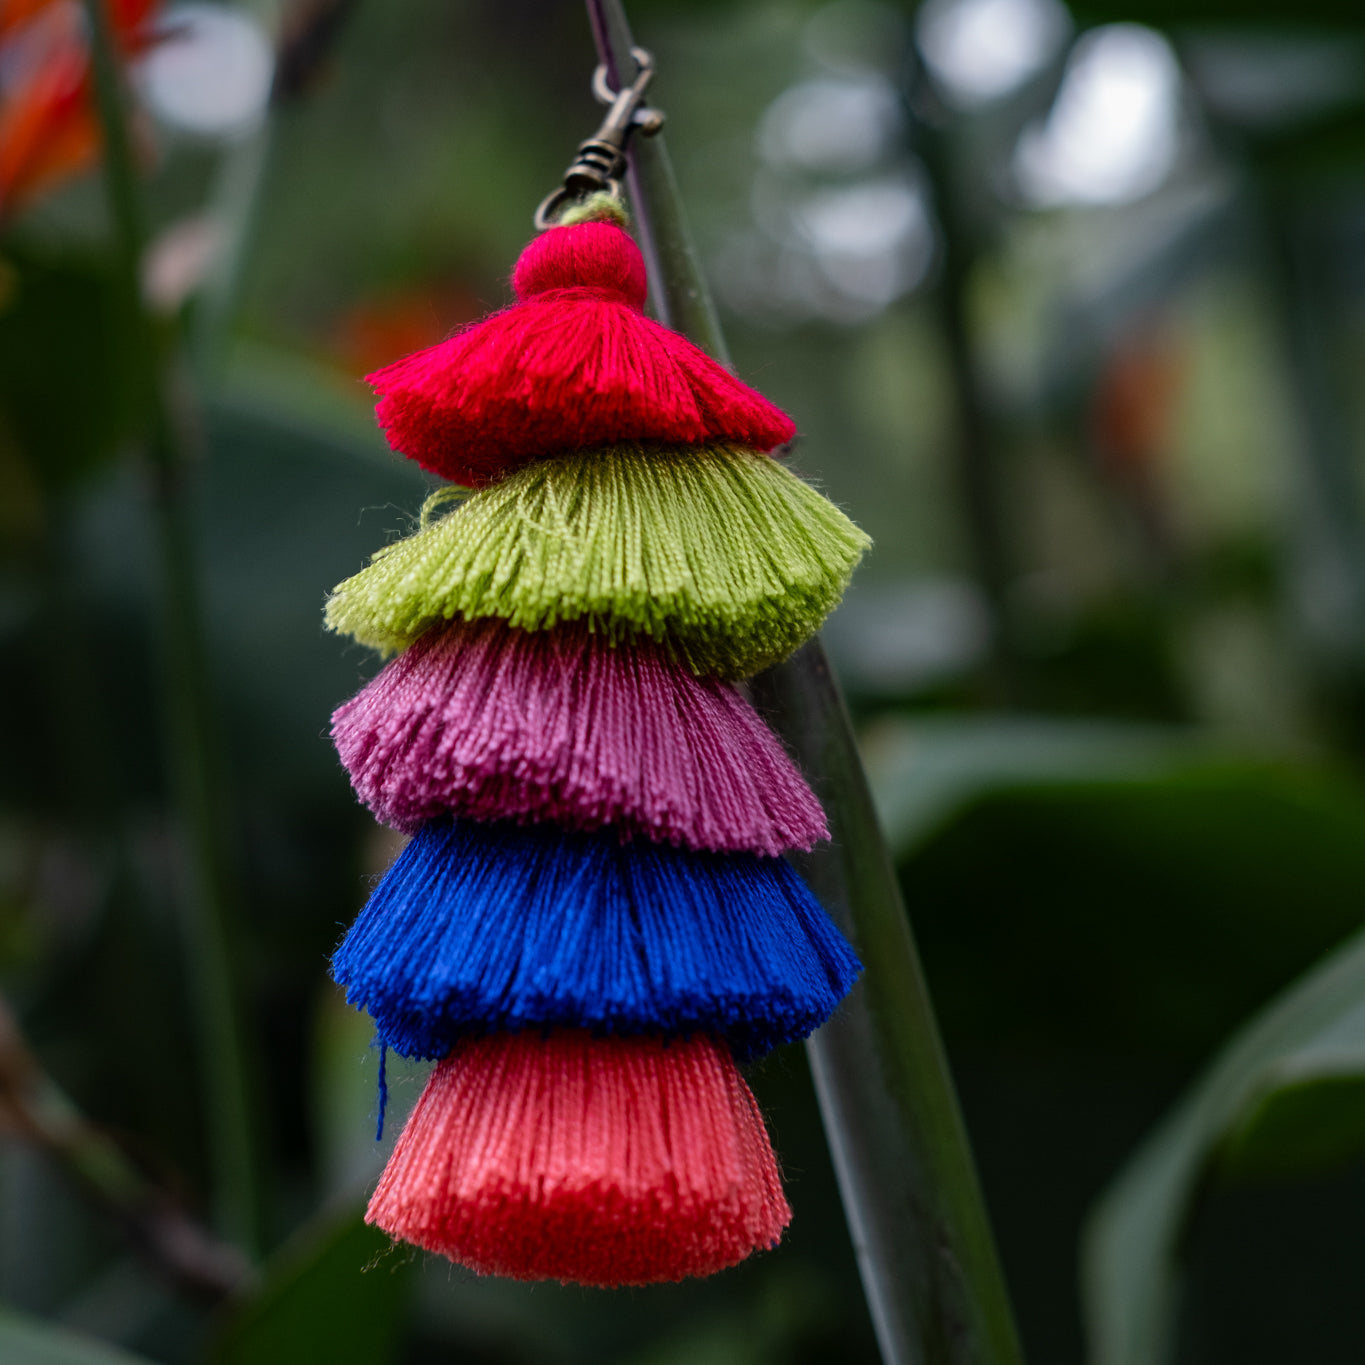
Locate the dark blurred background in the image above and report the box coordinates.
[3,0,1365,1361]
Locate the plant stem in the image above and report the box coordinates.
[752,649,1025,1365]
[583,6,1025,1362]
[194,0,364,367]
[1262,187,1365,744]
[912,105,1019,705]
[81,0,260,1257]
[584,5,723,348]
[192,121,276,369]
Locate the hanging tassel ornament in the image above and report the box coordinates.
[324,47,871,1287]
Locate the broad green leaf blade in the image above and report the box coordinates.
[208,1205,412,1365]
[0,1309,155,1365]
[1219,1070,1365,1180]
[1216,994,1365,1180]
[861,715,1198,857]
[0,248,142,490]
[1084,925,1365,1365]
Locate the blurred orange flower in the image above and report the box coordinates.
[0,0,158,218]
[1091,322,1183,480]
[332,282,483,379]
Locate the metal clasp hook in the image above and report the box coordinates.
[534,47,665,230]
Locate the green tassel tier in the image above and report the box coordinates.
[325,444,870,679]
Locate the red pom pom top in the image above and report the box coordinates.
[511,219,649,307]
[367,220,797,487]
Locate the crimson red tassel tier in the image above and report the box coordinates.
[367,220,796,487]
[366,1029,791,1286]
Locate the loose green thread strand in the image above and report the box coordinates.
[325,445,870,679]
[420,483,471,528]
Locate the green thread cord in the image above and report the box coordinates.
[325,445,871,679]
[558,191,630,228]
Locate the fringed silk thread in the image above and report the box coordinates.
[365,1030,791,1287]
[332,818,861,1061]
[331,617,828,852]
[367,220,796,487]
[325,443,870,677]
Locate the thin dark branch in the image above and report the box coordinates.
[272,0,363,105]
[0,994,250,1303]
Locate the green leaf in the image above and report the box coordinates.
[208,1205,412,1365]
[1083,925,1365,1365]
[862,714,1199,857]
[896,751,1365,1055]
[0,1308,155,1365]
[1214,990,1365,1180]
[0,247,141,490]
[1219,1070,1365,1179]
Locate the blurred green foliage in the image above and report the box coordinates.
[0,1306,156,1364]
[3,0,1365,1362]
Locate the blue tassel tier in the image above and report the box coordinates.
[332,818,861,1061]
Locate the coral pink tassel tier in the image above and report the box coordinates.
[366,1030,791,1287]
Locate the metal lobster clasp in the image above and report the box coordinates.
[534,46,666,229]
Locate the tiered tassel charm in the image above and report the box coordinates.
[326,201,869,1286]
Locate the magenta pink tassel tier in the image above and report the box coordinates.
[331,618,828,856]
